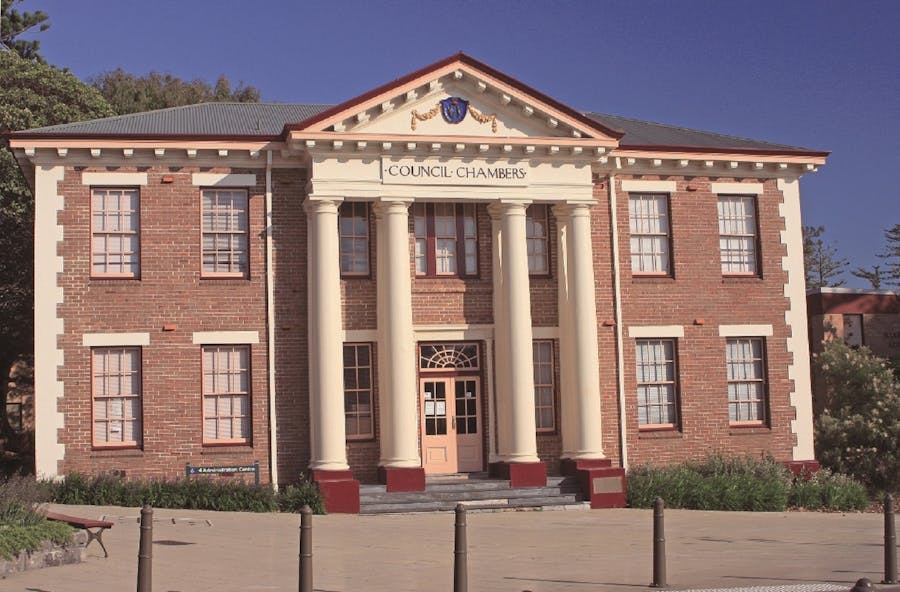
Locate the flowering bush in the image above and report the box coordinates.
[814,338,900,492]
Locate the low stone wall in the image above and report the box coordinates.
[0,530,87,577]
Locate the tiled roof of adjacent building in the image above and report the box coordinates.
[13,102,817,153]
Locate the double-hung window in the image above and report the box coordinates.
[629,193,670,275]
[532,340,555,431]
[725,337,767,424]
[526,205,550,275]
[202,189,249,277]
[339,202,370,276]
[92,347,142,447]
[343,343,374,439]
[635,339,678,429]
[718,196,758,275]
[92,187,140,277]
[413,203,477,277]
[202,345,251,444]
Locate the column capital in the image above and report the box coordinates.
[372,197,413,218]
[303,197,343,214]
[552,201,594,220]
[487,200,531,220]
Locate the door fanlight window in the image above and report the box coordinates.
[419,343,479,371]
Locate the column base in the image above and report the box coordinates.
[560,457,612,476]
[310,469,360,514]
[560,458,626,509]
[782,460,820,478]
[489,461,547,487]
[378,466,425,492]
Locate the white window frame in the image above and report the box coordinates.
[91,347,142,448]
[629,193,671,275]
[202,345,252,444]
[725,337,767,425]
[718,195,759,275]
[91,187,140,278]
[343,343,375,439]
[201,189,249,277]
[339,202,370,276]
[532,340,555,432]
[526,204,550,275]
[635,339,678,429]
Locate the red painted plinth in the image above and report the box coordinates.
[489,461,547,487]
[311,469,360,514]
[578,466,627,509]
[783,460,821,479]
[560,458,612,476]
[378,466,426,492]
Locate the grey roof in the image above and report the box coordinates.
[21,102,331,137]
[16,102,819,153]
[585,112,810,152]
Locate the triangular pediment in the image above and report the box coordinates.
[286,53,622,147]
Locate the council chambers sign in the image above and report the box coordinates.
[381,158,529,187]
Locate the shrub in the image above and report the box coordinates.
[627,455,867,511]
[0,475,51,526]
[814,339,900,492]
[46,473,325,514]
[0,521,75,559]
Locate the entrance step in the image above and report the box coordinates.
[359,475,588,514]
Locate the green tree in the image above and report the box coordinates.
[877,223,900,288]
[0,0,49,63]
[90,69,260,116]
[0,51,114,469]
[850,265,884,290]
[814,338,900,492]
[803,225,848,290]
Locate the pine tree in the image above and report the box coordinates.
[850,265,883,290]
[877,223,900,288]
[0,0,50,63]
[803,226,848,290]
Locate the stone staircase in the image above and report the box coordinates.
[359,473,588,514]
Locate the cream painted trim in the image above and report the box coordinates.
[718,324,773,337]
[413,324,494,341]
[711,182,764,195]
[34,165,66,479]
[192,173,258,187]
[778,177,815,461]
[82,333,150,347]
[343,329,378,343]
[192,331,260,344]
[81,172,147,186]
[620,180,676,193]
[628,325,685,338]
[610,168,628,469]
[531,327,559,340]
[264,150,278,488]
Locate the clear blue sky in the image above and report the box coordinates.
[24,0,900,286]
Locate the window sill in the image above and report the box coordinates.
[632,275,674,282]
[721,275,762,282]
[346,436,376,443]
[638,429,683,439]
[728,424,770,435]
[91,447,143,457]
[201,443,253,453]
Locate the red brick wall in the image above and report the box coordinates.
[53,166,800,486]
[606,176,797,467]
[57,166,271,481]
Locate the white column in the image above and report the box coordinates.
[374,199,421,468]
[305,198,349,471]
[555,203,605,460]
[489,202,539,463]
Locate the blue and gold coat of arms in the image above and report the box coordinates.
[440,97,469,124]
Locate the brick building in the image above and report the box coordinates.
[9,54,826,512]
[807,287,900,412]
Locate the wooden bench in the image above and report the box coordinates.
[42,510,114,558]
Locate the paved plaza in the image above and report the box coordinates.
[1,504,895,592]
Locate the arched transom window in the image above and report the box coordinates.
[419,343,480,371]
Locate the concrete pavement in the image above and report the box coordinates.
[1,503,895,592]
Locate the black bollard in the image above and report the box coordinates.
[137,504,152,592]
[851,577,875,592]
[885,494,896,584]
[454,503,468,592]
[299,505,313,592]
[651,497,667,588]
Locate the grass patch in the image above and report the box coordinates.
[46,473,325,515]
[627,455,868,511]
